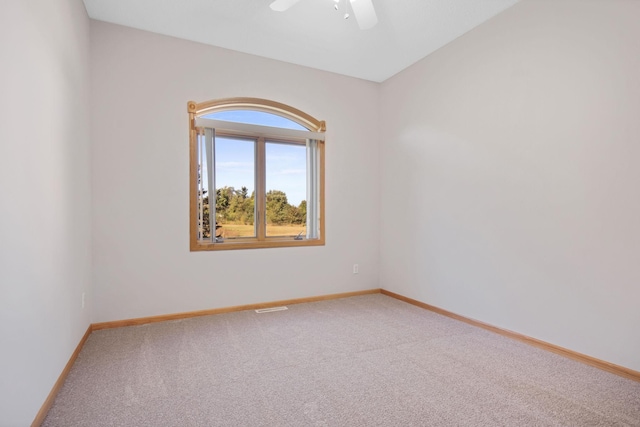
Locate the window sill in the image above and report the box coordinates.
[190,238,325,251]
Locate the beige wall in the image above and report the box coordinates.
[3,2,639,423]
[90,22,380,323]
[380,0,640,371]
[0,0,92,425]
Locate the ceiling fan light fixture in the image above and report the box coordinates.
[269,0,377,30]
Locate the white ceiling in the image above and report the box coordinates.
[82,0,520,82]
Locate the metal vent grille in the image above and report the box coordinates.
[255,306,288,314]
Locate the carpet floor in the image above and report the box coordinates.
[43,294,640,426]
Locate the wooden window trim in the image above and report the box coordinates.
[188,98,326,133]
[188,98,325,251]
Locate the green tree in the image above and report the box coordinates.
[296,200,307,225]
[206,186,305,229]
[266,190,289,225]
[240,186,249,199]
[216,187,234,220]
[240,192,255,224]
[197,165,211,238]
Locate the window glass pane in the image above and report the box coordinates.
[203,110,307,131]
[197,132,210,241]
[215,137,256,239]
[265,142,307,237]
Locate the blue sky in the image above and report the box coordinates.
[203,110,306,131]
[205,111,307,206]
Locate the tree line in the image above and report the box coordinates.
[200,186,306,238]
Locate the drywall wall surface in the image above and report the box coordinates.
[90,22,380,322]
[0,0,92,425]
[379,0,640,371]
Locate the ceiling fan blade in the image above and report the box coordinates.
[350,0,378,30]
[270,0,303,12]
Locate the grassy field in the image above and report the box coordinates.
[218,223,306,238]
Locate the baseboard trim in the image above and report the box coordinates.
[381,289,640,382]
[92,289,382,330]
[35,287,637,426]
[32,289,381,424]
[31,325,93,427]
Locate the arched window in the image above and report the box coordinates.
[188,98,325,251]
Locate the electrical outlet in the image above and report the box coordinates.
[82,292,85,309]
[353,264,359,274]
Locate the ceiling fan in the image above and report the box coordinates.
[270,0,378,30]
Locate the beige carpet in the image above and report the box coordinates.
[43,294,640,426]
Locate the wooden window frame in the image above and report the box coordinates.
[188,98,326,251]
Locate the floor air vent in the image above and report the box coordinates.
[255,306,288,313]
